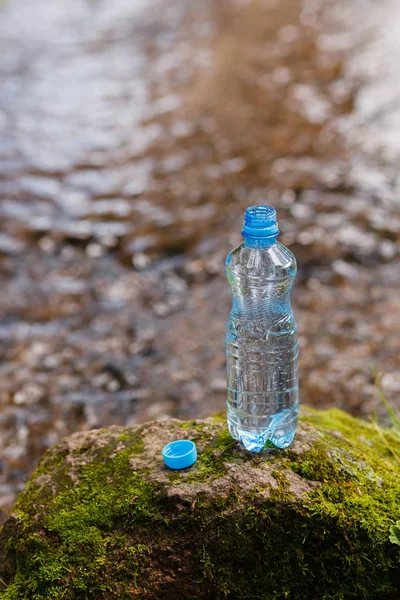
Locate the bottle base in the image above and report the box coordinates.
[227,407,298,452]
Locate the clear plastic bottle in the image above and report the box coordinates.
[225,205,299,452]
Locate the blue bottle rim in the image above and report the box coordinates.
[242,205,279,240]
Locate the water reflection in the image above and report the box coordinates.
[0,0,400,519]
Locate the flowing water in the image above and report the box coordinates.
[1,0,400,519]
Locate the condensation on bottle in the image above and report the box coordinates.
[225,205,299,452]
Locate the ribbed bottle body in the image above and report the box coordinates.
[225,241,299,451]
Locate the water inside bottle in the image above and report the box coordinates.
[225,206,299,451]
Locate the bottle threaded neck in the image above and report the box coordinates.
[242,205,279,241]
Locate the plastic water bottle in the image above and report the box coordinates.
[225,205,299,452]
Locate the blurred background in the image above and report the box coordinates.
[1,0,400,521]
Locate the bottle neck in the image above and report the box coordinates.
[243,236,277,248]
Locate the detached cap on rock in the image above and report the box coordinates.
[162,440,197,470]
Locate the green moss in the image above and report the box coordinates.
[170,426,251,485]
[166,424,247,486]
[179,420,208,431]
[1,409,400,600]
[1,429,161,599]
[208,411,226,424]
[302,408,400,458]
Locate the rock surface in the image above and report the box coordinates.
[1,409,400,599]
[2,0,400,519]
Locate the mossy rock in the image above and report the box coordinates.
[1,409,400,599]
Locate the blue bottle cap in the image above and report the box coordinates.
[162,440,197,470]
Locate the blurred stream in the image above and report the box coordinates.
[1,0,400,519]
